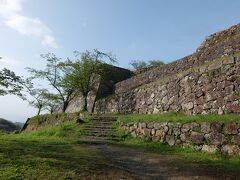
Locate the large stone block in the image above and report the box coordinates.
[181,123,191,132]
[221,145,240,155]
[190,132,205,145]
[182,102,194,110]
[225,104,240,113]
[200,122,211,133]
[180,132,190,142]
[193,105,204,114]
[166,135,175,146]
[201,145,218,153]
[196,97,204,105]
[232,134,240,145]
[210,122,223,133]
[155,129,166,142]
[142,128,151,136]
[173,127,181,136]
[153,123,161,130]
[205,132,225,145]
[129,126,135,132]
[147,122,154,129]
[182,122,200,132]
[139,123,146,128]
[223,122,239,135]
[133,123,138,129]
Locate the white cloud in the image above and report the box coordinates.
[0,0,57,48]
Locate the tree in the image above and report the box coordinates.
[148,60,165,67]
[23,78,48,115]
[129,59,165,70]
[41,92,61,114]
[26,53,77,112]
[129,60,148,70]
[0,57,23,96]
[63,49,116,112]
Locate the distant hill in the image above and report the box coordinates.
[0,118,22,132]
[14,122,24,128]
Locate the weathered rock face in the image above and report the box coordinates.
[121,121,240,155]
[95,24,240,115]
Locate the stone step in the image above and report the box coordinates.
[89,123,115,126]
[92,116,117,119]
[81,131,113,135]
[80,131,115,137]
[79,116,119,143]
[82,128,114,132]
[91,118,117,121]
[80,130,117,135]
[83,125,114,129]
[91,120,115,123]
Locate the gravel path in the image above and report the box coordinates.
[94,144,239,180]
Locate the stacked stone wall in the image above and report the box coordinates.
[96,53,240,115]
[121,121,240,155]
[95,24,240,115]
[115,24,240,94]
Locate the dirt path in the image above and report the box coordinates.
[94,144,239,180]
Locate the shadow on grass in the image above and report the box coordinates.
[0,138,130,179]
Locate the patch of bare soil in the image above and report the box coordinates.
[95,144,239,180]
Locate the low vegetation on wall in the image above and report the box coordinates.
[119,113,240,156]
[22,112,85,132]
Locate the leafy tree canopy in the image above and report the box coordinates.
[129,59,165,70]
[63,49,116,112]
[0,57,23,96]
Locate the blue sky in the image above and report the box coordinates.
[0,0,240,123]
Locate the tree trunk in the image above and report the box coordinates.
[62,101,69,112]
[82,95,88,112]
[37,106,42,115]
[91,96,97,113]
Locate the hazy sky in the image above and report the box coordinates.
[0,0,240,123]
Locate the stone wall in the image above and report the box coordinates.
[64,65,133,113]
[95,53,240,114]
[115,24,240,94]
[95,24,240,115]
[121,121,240,155]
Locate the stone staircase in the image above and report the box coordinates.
[79,116,119,143]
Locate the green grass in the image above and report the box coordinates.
[0,122,133,179]
[117,112,240,123]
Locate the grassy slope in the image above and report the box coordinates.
[117,112,240,123]
[0,122,133,179]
